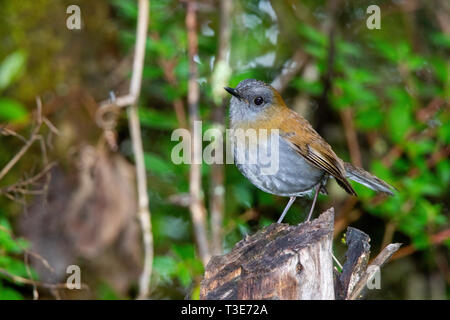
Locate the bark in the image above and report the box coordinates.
[201,208,335,300]
[200,207,401,300]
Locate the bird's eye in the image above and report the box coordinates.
[254,96,264,105]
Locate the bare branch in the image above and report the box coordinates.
[339,108,362,167]
[0,97,50,183]
[24,252,39,300]
[391,228,450,261]
[0,134,38,181]
[186,0,211,266]
[94,0,153,300]
[152,36,188,128]
[0,127,27,143]
[0,268,89,291]
[271,49,309,93]
[98,93,135,110]
[210,0,232,256]
[124,0,153,300]
[348,243,402,300]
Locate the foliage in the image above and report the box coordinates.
[0,213,34,300]
[0,51,29,124]
[0,51,33,299]
[111,0,449,299]
[0,0,448,299]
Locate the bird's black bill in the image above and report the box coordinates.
[224,87,241,100]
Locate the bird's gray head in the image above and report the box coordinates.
[225,79,276,125]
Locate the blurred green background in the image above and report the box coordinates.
[0,0,449,299]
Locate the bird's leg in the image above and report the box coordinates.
[306,184,320,222]
[277,196,296,223]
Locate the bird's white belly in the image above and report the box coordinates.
[233,132,324,197]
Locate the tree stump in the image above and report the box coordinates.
[200,207,401,300]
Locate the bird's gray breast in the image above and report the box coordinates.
[233,131,324,197]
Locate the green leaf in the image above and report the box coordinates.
[0,98,28,123]
[0,51,27,90]
[191,284,200,300]
[336,41,361,58]
[153,256,177,283]
[430,33,450,48]
[356,107,383,130]
[405,139,435,158]
[430,58,448,83]
[138,108,178,130]
[386,89,414,143]
[374,40,397,62]
[0,256,29,278]
[237,222,250,237]
[345,68,379,85]
[176,262,192,287]
[303,43,327,60]
[371,160,394,183]
[407,55,427,70]
[172,244,195,260]
[110,0,137,20]
[97,283,120,300]
[144,152,174,175]
[412,232,430,250]
[142,65,163,80]
[0,283,23,300]
[0,219,27,254]
[298,24,327,46]
[438,119,450,144]
[232,184,252,208]
[436,161,450,186]
[292,78,323,95]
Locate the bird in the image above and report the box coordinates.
[224,79,395,223]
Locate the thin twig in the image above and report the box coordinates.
[0,135,38,181]
[348,243,402,300]
[0,98,44,181]
[0,127,27,143]
[186,0,211,266]
[209,0,232,256]
[381,220,397,250]
[334,107,363,233]
[99,93,135,110]
[0,97,53,205]
[24,252,39,300]
[0,162,56,195]
[151,36,188,128]
[94,0,153,299]
[340,108,362,167]
[381,97,445,167]
[271,49,309,93]
[0,268,89,290]
[390,229,450,261]
[123,0,153,300]
[43,117,61,136]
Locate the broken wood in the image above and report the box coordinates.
[200,207,401,300]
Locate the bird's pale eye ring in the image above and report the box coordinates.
[254,96,264,105]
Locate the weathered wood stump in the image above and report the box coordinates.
[200,207,401,300]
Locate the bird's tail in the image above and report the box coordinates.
[344,162,396,196]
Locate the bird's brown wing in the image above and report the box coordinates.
[279,109,357,196]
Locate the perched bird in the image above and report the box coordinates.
[225,79,395,223]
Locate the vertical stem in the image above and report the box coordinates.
[210,0,232,255]
[128,0,153,300]
[340,108,362,167]
[186,0,211,266]
[210,129,225,255]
